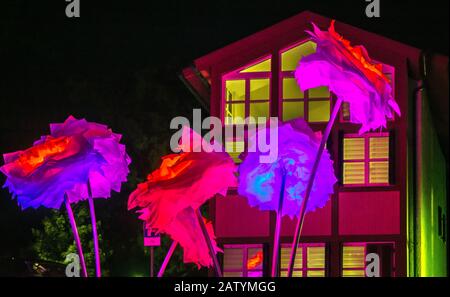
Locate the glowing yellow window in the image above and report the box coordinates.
[369,161,389,184]
[225,141,245,164]
[343,134,390,186]
[225,103,245,125]
[223,54,271,125]
[343,162,365,185]
[308,100,330,122]
[307,246,325,269]
[342,245,366,277]
[249,102,270,120]
[343,138,365,160]
[309,86,330,98]
[250,79,270,100]
[282,101,304,121]
[280,246,302,277]
[225,80,245,101]
[282,78,304,99]
[369,137,389,159]
[343,270,365,277]
[281,41,317,71]
[240,58,271,73]
[280,244,325,277]
[307,270,325,277]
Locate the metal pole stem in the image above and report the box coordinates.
[150,246,154,277]
[65,195,88,277]
[87,181,101,277]
[287,97,342,277]
[157,240,177,277]
[195,208,223,277]
[271,171,286,277]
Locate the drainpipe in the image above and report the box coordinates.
[413,51,428,277]
[413,79,423,277]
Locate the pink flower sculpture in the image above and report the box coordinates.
[165,207,221,268]
[128,127,236,269]
[295,20,401,134]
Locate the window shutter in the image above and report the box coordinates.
[223,247,243,272]
[369,137,389,159]
[342,245,365,277]
[369,161,389,184]
[307,246,326,276]
[369,136,389,184]
[343,162,365,185]
[280,246,302,277]
[343,138,365,160]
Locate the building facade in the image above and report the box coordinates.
[181,11,447,277]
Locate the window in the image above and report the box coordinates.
[342,133,390,186]
[224,139,245,164]
[341,242,395,277]
[342,244,366,277]
[223,244,264,277]
[280,243,326,277]
[223,57,271,125]
[223,57,271,164]
[340,64,395,122]
[280,41,331,123]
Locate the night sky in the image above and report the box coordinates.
[0,0,448,276]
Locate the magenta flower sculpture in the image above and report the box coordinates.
[1,115,131,277]
[295,20,401,134]
[287,21,402,277]
[128,127,236,276]
[238,118,336,276]
[159,207,222,269]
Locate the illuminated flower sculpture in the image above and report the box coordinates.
[128,127,236,276]
[238,118,336,276]
[286,21,402,276]
[295,20,401,134]
[1,116,131,277]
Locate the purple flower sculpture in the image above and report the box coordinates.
[1,115,131,277]
[238,118,336,276]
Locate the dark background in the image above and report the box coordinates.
[0,0,448,276]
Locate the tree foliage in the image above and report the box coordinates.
[31,204,112,276]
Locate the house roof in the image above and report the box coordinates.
[181,10,422,108]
